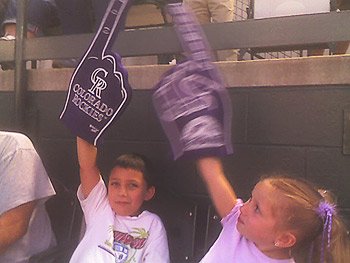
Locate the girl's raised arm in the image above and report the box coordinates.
[196,157,237,218]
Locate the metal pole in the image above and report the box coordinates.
[14,0,28,130]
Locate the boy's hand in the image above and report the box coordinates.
[77,137,97,170]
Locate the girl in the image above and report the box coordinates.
[196,157,350,263]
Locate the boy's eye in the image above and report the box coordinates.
[128,183,139,189]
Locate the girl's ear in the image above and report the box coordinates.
[275,232,297,248]
[144,186,155,201]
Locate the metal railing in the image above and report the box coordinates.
[0,0,350,129]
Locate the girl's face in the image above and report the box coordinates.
[107,167,154,217]
[237,181,285,253]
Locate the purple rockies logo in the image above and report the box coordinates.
[60,0,132,146]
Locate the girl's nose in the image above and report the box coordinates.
[240,202,248,215]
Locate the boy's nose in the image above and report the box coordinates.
[118,185,128,196]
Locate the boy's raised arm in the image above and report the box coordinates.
[76,137,100,198]
[196,157,237,219]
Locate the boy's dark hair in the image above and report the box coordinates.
[110,153,155,188]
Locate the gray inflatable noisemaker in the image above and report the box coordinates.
[60,0,132,146]
[153,3,233,160]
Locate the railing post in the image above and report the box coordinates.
[14,0,28,130]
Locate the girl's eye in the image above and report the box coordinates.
[254,205,260,213]
[247,197,260,213]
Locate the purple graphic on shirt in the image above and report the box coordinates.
[153,3,233,159]
[60,0,132,146]
[113,242,129,263]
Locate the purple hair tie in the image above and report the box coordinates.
[316,201,336,263]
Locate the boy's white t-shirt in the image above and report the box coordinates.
[200,199,295,263]
[70,178,170,263]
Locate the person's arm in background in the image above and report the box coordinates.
[196,157,237,219]
[76,137,101,198]
[0,201,36,254]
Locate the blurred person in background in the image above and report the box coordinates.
[0,131,56,263]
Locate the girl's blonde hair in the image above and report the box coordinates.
[262,175,350,263]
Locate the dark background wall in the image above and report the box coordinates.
[1,82,350,262]
[0,5,349,261]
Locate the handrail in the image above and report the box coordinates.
[1,3,350,130]
[1,10,350,62]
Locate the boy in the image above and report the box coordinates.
[69,137,170,263]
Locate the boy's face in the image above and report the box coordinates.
[237,181,283,252]
[107,166,155,217]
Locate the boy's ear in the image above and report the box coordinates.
[144,186,155,201]
[275,232,296,248]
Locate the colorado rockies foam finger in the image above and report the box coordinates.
[60,0,132,146]
[153,3,233,159]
